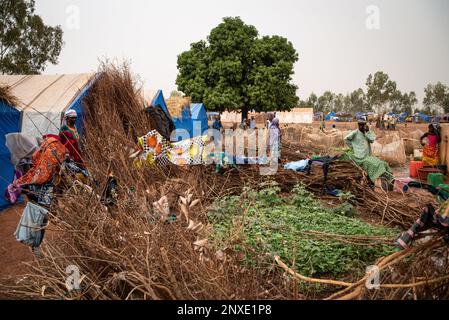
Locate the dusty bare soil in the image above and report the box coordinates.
[0,204,34,295]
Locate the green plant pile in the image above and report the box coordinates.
[208,182,399,278]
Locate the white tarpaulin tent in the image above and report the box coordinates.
[276,108,313,124]
[0,73,95,138]
[219,108,313,124]
[221,111,242,123]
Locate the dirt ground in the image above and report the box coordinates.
[0,204,34,290]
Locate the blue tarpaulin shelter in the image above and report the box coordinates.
[0,100,21,210]
[190,103,208,136]
[151,90,171,119]
[325,112,336,121]
[172,107,193,142]
[413,113,431,122]
[398,112,408,122]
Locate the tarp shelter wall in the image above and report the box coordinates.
[190,103,208,136]
[172,107,193,141]
[325,112,336,121]
[0,100,21,209]
[151,90,171,119]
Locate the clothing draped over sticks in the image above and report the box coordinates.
[134,130,209,167]
[5,133,38,166]
[343,129,392,182]
[15,201,49,248]
[14,137,67,186]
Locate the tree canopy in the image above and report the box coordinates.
[301,71,418,115]
[423,82,449,114]
[176,17,299,119]
[0,0,63,74]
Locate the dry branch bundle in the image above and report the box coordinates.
[1,63,292,300]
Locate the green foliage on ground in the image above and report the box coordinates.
[208,182,398,278]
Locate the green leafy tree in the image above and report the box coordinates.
[389,89,403,114]
[317,91,335,114]
[0,0,63,74]
[400,91,417,115]
[306,92,318,110]
[345,88,368,113]
[423,82,449,114]
[365,71,397,113]
[333,93,345,113]
[176,17,299,120]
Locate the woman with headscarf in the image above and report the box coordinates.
[268,117,281,160]
[421,123,441,166]
[59,109,84,166]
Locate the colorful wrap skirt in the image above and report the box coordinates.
[422,144,439,166]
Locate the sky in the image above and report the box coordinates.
[35,0,449,108]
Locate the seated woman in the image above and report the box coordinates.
[421,124,441,166]
[343,120,393,184]
[395,201,449,249]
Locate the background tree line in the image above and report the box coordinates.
[301,71,449,116]
[1,0,63,75]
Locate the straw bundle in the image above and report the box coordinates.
[166,96,191,118]
[0,85,19,106]
[0,63,292,300]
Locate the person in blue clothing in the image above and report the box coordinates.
[211,116,223,131]
[211,116,223,147]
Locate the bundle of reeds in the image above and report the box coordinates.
[0,85,19,106]
[165,96,191,118]
[0,63,292,300]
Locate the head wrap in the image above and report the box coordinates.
[64,109,77,118]
[270,118,280,128]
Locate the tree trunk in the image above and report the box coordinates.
[241,108,248,122]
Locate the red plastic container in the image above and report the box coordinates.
[409,161,424,178]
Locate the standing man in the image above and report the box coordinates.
[320,116,326,132]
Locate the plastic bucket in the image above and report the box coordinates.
[427,173,445,187]
[409,160,424,178]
